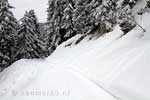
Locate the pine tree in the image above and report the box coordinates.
[0,0,18,68]
[17,10,46,59]
[61,0,76,40]
[47,0,77,46]
[47,0,61,46]
[73,0,94,34]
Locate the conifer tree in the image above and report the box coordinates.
[0,0,18,68]
[47,0,61,46]
[47,0,77,46]
[61,0,76,40]
[73,0,94,34]
[17,10,46,59]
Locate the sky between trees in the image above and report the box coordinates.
[10,0,48,22]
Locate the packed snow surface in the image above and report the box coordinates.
[0,12,150,100]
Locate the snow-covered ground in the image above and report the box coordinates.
[0,12,150,100]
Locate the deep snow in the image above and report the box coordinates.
[0,10,150,100]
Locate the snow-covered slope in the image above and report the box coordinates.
[0,12,150,100]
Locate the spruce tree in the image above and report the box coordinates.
[47,0,77,46]
[47,0,61,46]
[61,0,76,40]
[0,0,18,68]
[17,10,46,59]
[73,0,94,34]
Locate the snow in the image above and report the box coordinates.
[0,60,117,100]
[1,10,150,100]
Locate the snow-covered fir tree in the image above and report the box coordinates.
[73,0,95,35]
[47,0,61,46]
[0,0,18,68]
[47,0,77,46]
[38,22,56,57]
[62,0,75,39]
[17,10,46,59]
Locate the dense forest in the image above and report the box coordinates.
[0,0,150,70]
